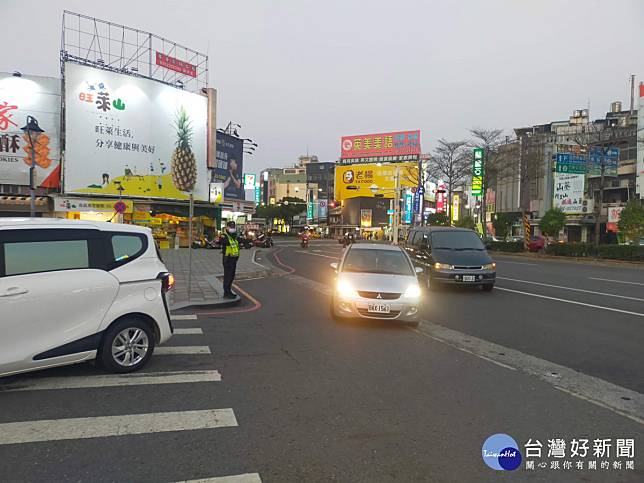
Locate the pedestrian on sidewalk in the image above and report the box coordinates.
[220,220,240,299]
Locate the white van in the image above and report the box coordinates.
[0,218,174,377]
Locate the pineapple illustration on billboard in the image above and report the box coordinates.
[170,106,197,192]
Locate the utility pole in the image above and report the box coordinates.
[393,168,401,245]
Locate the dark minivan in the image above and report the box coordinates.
[404,227,496,291]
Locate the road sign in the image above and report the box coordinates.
[113,201,127,214]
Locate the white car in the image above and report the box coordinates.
[330,244,422,326]
[0,218,174,377]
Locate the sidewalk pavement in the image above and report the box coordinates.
[160,247,270,310]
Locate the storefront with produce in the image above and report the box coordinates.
[127,201,220,249]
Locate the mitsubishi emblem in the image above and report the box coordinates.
[377,293,383,299]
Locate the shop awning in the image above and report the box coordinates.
[0,196,50,213]
[150,203,221,219]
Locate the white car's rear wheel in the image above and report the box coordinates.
[99,318,155,373]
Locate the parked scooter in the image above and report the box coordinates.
[253,233,274,248]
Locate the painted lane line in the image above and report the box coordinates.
[497,276,644,302]
[0,408,238,445]
[176,473,262,483]
[494,260,537,266]
[251,249,269,270]
[495,287,644,318]
[171,314,198,320]
[415,320,644,426]
[156,346,212,355]
[173,328,204,335]
[1,370,221,392]
[295,250,340,259]
[590,277,644,286]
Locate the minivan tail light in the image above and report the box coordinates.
[159,272,175,292]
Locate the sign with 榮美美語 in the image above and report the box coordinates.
[553,172,585,214]
[63,62,209,201]
[341,130,421,161]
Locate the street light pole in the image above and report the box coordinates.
[393,168,401,245]
[20,116,44,218]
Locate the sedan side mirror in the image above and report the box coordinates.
[330,262,339,271]
[415,266,423,274]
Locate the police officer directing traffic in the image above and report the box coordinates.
[220,220,240,299]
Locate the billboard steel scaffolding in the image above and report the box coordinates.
[60,10,208,94]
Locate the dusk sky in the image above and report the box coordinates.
[2,0,642,176]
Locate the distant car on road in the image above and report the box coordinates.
[0,218,174,377]
[330,244,422,326]
[404,227,496,291]
[528,235,547,252]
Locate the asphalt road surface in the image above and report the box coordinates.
[0,239,643,482]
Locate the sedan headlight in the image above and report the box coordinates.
[336,279,358,298]
[404,284,421,299]
[482,263,496,270]
[433,262,454,270]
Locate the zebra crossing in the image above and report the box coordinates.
[0,313,262,483]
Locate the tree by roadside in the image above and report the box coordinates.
[427,212,449,226]
[454,214,476,230]
[428,139,470,223]
[492,212,513,239]
[539,208,565,239]
[617,200,644,243]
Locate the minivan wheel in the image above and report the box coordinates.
[98,318,155,373]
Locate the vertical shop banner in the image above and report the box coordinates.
[212,131,245,200]
[360,209,372,228]
[553,173,585,214]
[452,194,460,221]
[606,206,624,232]
[0,74,61,187]
[243,173,256,190]
[436,181,446,213]
[472,148,484,196]
[404,192,413,224]
[64,62,208,201]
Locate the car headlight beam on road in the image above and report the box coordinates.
[482,263,496,270]
[404,284,421,299]
[337,279,359,299]
[434,262,454,270]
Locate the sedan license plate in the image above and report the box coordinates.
[368,303,391,314]
[462,275,476,282]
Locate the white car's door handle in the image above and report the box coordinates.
[0,287,29,297]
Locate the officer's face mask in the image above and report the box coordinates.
[227,228,236,234]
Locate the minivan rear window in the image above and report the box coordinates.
[431,231,484,250]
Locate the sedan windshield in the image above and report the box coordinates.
[342,249,413,276]
[431,231,484,250]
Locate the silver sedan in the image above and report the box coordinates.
[330,244,423,326]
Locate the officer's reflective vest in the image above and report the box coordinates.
[224,234,240,257]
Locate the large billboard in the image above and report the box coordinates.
[210,131,244,200]
[340,130,420,164]
[64,62,209,201]
[637,83,644,199]
[0,73,61,187]
[334,162,419,201]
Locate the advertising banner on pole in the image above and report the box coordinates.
[63,62,209,200]
[211,131,244,200]
[471,148,483,196]
[318,199,328,220]
[607,206,624,232]
[0,74,61,187]
[404,192,413,224]
[553,172,585,214]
